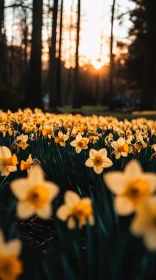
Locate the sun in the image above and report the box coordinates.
[92,59,104,70]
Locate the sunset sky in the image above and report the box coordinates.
[5,0,135,69]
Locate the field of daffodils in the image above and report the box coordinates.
[0,108,156,280]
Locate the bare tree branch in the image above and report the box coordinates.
[4,4,32,10]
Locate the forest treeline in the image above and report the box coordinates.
[0,0,156,111]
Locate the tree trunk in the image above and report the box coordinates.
[72,0,81,108]
[65,0,74,105]
[24,0,43,109]
[49,0,59,110]
[0,0,8,87]
[23,10,28,73]
[56,0,63,106]
[141,0,156,110]
[109,0,116,110]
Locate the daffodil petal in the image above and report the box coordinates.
[67,217,76,229]
[144,231,156,251]
[45,181,59,200]
[17,201,34,219]
[117,137,125,146]
[5,240,22,257]
[130,215,147,236]
[10,179,30,200]
[0,229,5,245]
[85,158,94,167]
[36,204,52,219]
[114,196,134,216]
[104,172,127,194]
[76,134,82,142]
[70,140,77,147]
[115,152,121,159]
[121,152,128,157]
[93,165,103,174]
[0,146,12,158]
[65,191,80,206]
[141,174,156,191]
[124,160,142,179]
[98,148,107,158]
[89,149,98,158]
[75,146,81,153]
[56,205,71,221]
[111,141,118,150]
[102,157,113,168]
[29,165,44,185]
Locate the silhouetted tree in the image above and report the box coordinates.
[109,0,116,109]
[125,0,145,89]
[56,0,63,106]
[24,0,43,109]
[0,0,8,87]
[49,0,59,109]
[72,0,81,108]
[141,0,156,109]
[66,0,74,105]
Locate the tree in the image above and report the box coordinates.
[56,0,64,106]
[141,0,156,109]
[122,0,155,109]
[49,0,59,109]
[121,0,146,92]
[109,0,116,109]
[0,0,8,87]
[72,0,81,108]
[24,0,43,109]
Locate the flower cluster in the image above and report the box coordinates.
[104,160,156,250]
[0,109,156,278]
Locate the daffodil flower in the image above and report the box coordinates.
[54,131,69,146]
[70,134,89,153]
[0,146,18,176]
[104,160,156,216]
[131,197,156,251]
[85,148,113,174]
[41,125,54,138]
[10,165,59,219]
[16,134,29,150]
[152,144,156,152]
[56,191,94,229]
[20,154,34,171]
[0,229,23,280]
[111,137,129,159]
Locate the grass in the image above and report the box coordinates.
[57,106,156,119]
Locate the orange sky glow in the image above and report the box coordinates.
[5,0,135,70]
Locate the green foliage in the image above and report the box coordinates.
[0,116,156,279]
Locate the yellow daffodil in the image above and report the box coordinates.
[70,134,89,153]
[16,134,29,150]
[131,197,156,251]
[56,191,94,229]
[151,143,156,152]
[85,148,113,174]
[104,160,156,216]
[111,137,129,159]
[0,146,18,176]
[20,154,33,171]
[41,125,54,138]
[86,132,99,144]
[0,229,23,280]
[105,133,114,147]
[54,131,69,146]
[134,135,147,152]
[10,165,59,219]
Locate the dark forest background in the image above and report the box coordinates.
[0,0,156,112]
